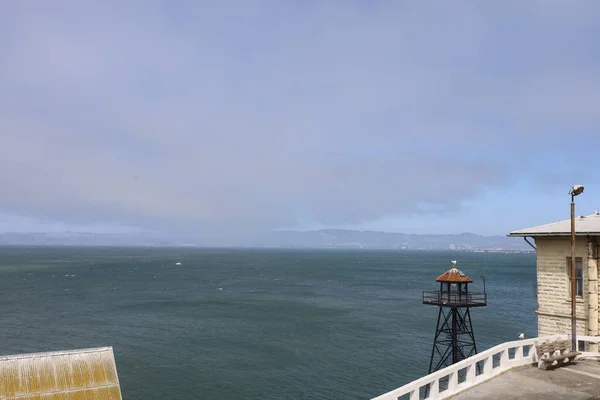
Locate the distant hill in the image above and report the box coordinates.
[0,232,171,247]
[0,230,531,251]
[251,229,531,251]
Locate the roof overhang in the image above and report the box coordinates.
[507,232,600,237]
[508,213,600,238]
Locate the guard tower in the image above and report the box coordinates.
[423,262,487,373]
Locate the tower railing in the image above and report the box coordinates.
[370,334,600,400]
[422,291,487,307]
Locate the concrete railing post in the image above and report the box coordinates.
[447,371,458,392]
[515,345,523,361]
[466,362,476,383]
[428,380,439,398]
[500,349,509,370]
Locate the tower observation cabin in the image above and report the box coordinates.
[423,266,487,308]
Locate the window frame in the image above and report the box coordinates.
[566,257,584,299]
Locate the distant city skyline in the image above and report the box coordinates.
[1,2,599,237]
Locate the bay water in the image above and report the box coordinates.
[0,247,536,399]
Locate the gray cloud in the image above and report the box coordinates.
[1,1,599,235]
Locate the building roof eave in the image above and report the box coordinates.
[507,213,600,238]
[507,232,600,237]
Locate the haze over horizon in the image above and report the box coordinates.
[2,1,599,239]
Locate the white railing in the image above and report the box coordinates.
[371,335,600,400]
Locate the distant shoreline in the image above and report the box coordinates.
[0,244,535,253]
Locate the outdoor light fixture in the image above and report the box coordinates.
[570,184,584,351]
[570,185,584,197]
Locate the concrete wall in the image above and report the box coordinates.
[534,237,599,349]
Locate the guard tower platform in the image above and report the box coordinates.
[423,266,487,307]
[422,291,487,307]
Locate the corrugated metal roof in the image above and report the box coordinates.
[436,267,473,283]
[0,346,122,399]
[508,213,600,237]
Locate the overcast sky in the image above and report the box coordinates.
[1,1,599,237]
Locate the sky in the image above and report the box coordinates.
[1,1,600,238]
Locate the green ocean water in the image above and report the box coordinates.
[0,247,536,399]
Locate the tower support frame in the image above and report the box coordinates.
[428,306,478,373]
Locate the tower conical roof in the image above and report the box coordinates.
[436,267,473,283]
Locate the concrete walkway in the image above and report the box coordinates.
[451,359,600,400]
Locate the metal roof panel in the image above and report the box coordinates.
[436,267,473,283]
[0,347,122,399]
[508,213,600,237]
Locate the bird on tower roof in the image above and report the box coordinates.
[436,261,473,283]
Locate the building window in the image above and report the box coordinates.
[566,257,584,298]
